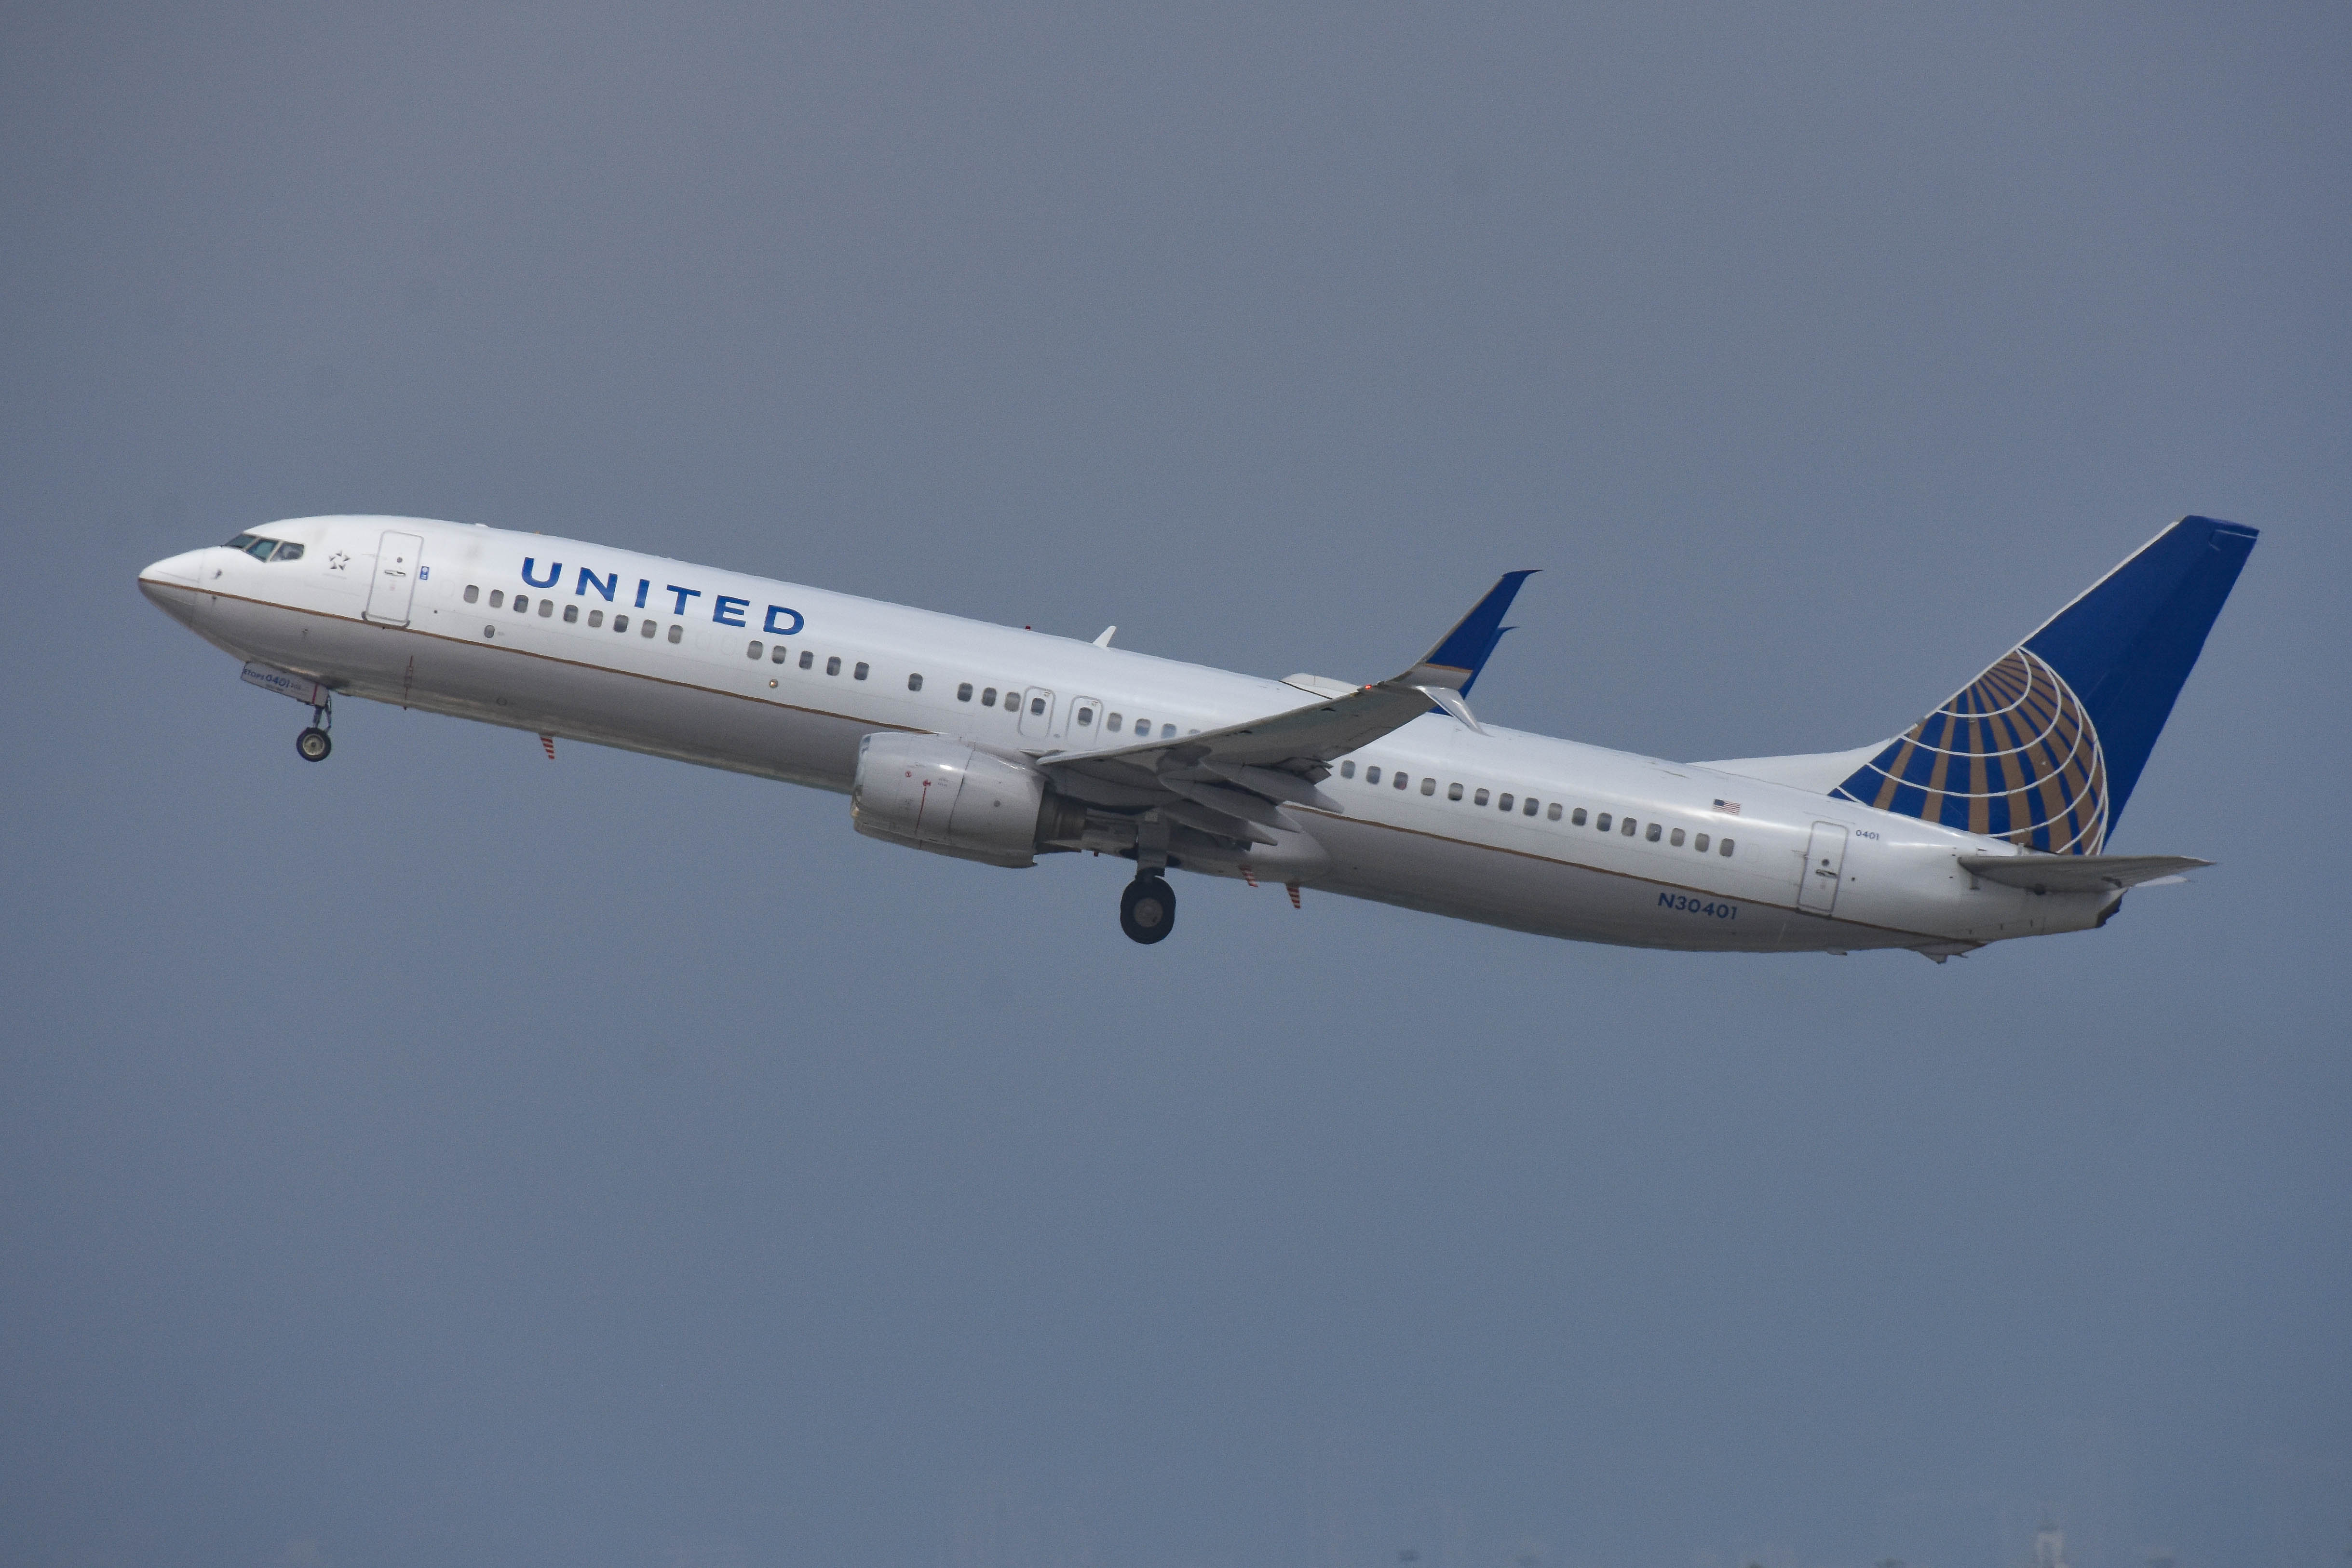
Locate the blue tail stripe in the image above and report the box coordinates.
[2023,516,2256,825]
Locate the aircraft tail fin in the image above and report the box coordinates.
[1822,516,2257,851]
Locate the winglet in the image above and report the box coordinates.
[1409,570,1537,695]
[1419,684,1484,734]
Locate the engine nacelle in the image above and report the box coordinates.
[852,733,1078,868]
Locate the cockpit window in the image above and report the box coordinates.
[270,542,303,562]
[225,533,258,550]
[240,538,279,560]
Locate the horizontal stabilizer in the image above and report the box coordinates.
[1958,853,2210,894]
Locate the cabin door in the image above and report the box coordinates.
[1798,821,1849,916]
[364,530,424,625]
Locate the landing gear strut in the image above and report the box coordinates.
[1120,874,1176,944]
[295,694,333,762]
[1120,810,1176,944]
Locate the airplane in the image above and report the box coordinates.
[136,514,2255,958]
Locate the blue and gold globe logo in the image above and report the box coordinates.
[1832,647,2109,854]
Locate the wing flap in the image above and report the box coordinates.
[1040,678,1435,784]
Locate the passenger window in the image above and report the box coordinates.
[1719,838,1735,857]
[538,600,553,617]
[1366,767,1382,785]
[1694,833,1710,852]
[1076,706,1092,726]
[826,656,841,676]
[908,674,923,692]
[273,542,304,562]
[588,610,604,628]
[1621,817,1636,836]
[854,662,868,680]
[613,614,629,632]
[958,683,973,702]
[465,584,480,603]
[641,619,657,638]
[489,590,505,608]
[1645,822,1661,841]
[665,624,681,644]
[514,596,528,613]
[1474,789,1489,806]
[772,646,787,663]
[1420,778,1435,795]
[562,604,578,623]
[1498,793,1514,811]
[1571,808,1586,825]
[1448,783,1463,801]
[1106,714,1122,731]
[1546,803,1562,821]
[1524,798,1539,816]
[1670,827,1685,846]
[1133,717,1149,734]
[1393,772,1408,790]
[1595,812,1611,831]
[1340,761,1356,778]
[747,641,763,660]
[796,650,810,669]
[982,687,997,706]
[1030,697,1045,716]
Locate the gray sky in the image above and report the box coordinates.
[4,5,2347,1566]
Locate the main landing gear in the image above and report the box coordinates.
[1119,809,1176,944]
[1120,874,1176,944]
[295,693,333,762]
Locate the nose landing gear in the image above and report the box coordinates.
[1120,874,1176,944]
[295,693,333,762]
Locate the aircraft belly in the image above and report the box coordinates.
[203,599,878,790]
[1300,815,1913,952]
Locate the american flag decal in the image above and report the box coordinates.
[1712,798,1741,815]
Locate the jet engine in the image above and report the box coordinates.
[851,733,1083,868]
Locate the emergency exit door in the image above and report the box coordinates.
[1017,687,1054,739]
[1798,821,1849,916]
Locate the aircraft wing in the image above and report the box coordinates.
[1034,571,1536,837]
[1957,853,2211,893]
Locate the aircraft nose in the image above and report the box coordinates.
[140,548,208,588]
[138,548,212,625]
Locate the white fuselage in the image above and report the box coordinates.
[138,516,2116,956]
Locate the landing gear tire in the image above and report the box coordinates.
[1119,875,1176,945]
[296,727,332,762]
